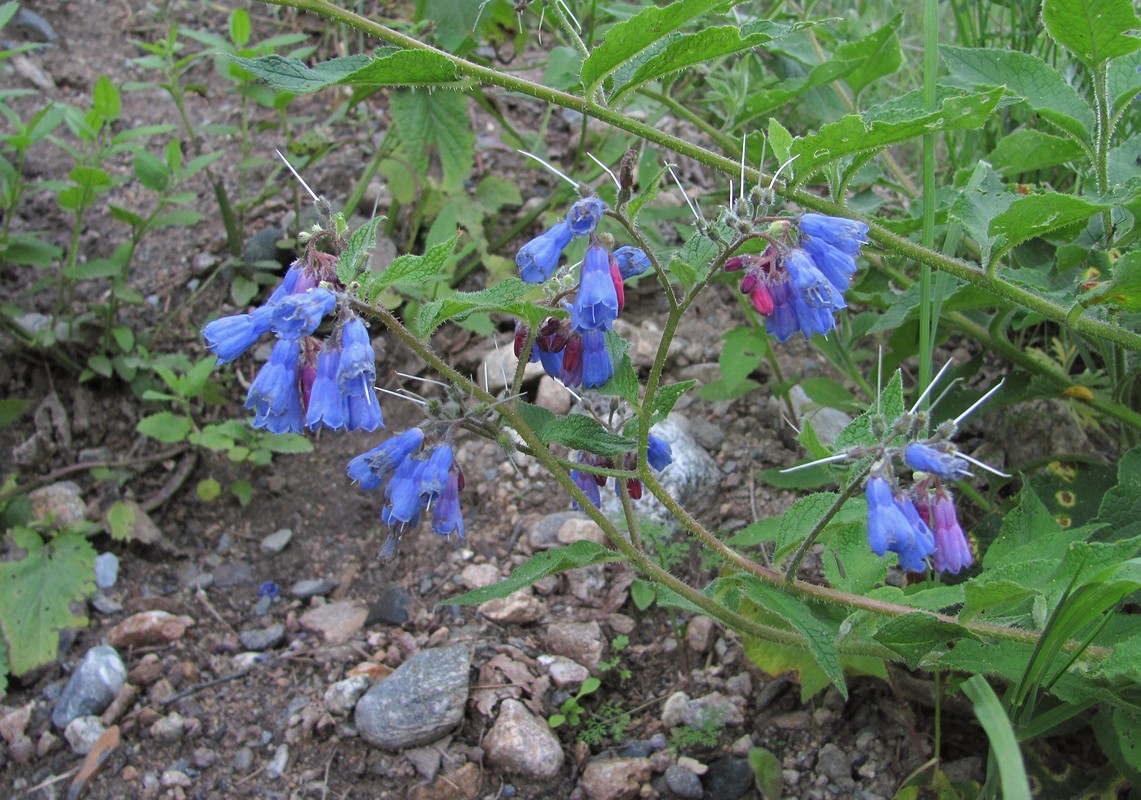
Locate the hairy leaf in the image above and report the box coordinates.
[1042,0,1141,68]
[227,50,459,93]
[0,528,94,676]
[412,279,542,338]
[389,90,473,193]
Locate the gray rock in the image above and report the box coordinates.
[816,742,853,788]
[260,528,293,555]
[600,415,718,525]
[63,716,105,755]
[660,691,743,728]
[368,586,410,625]
[484,698,564,780]
[151,712,188,743]
[290,578,337,598]
[28,482,86,528]
[545,621,604,673]
[405,743,443,780]
[579,757,652,800]
[686,417,725,451]
[267,744,289,779]
[355,644,471,749]
[529,511,589,551]
[243,227,283,266]
[90,592,123,615]
[232,747,254,771]
[324,674,371,715]
[685,616,715,653]
[788,385,852,447]
[664,764,703,799]
[93,552,119,590]
[52,646,126,729]
[239,623,286,651]
[704,757,753,800]
[212,561,253,587]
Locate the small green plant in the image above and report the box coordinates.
[669,709,727,752]
[549,675,601,730]
[579,698,631,746]
[598,633,632,680]
[133,353,313,507]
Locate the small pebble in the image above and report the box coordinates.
[239,623,286,651]
[260,528,293,555]
[291,578,337,598]
[267,744,289,779]
[93,552,119,590]
[665,764,703,799]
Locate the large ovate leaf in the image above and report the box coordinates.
[989,192,1108,264]
[412,279,543,338]
[789,87,1003,183]
[580,0,731,96]
[137,412,192,444]
[0,528,95,676]
[388,90,473,193]
[941,46,1095,143]
[440,541,624,607]
[611,20,798,104]
[227,49,459,92]
[872,614,980,670]
[367,234,459,299]
[514,403,637,457]
[1042,0,1141,69]
[985,129,1088,177]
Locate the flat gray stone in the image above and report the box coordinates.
[239,623,286,651]
[664,764,703,799]
[355,644,471,750]
[260,528,293,555]
[290,578,337,598]
[52,646,126,729]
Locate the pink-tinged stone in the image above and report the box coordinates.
[299,601,368,644]
[109,611,195,648]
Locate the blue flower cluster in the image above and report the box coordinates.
[726,213,868,342]
[348,428,465,538]
[513,196,650,390]
[864,442,974,574]
[569,434,673,509]
[202,254,383,435]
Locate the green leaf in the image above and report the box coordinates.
[388,89,473,193]
[259,433,314,454]
[196,477,221,502]
[338,216,381,285]
[747,747,784,800]
[0,398,33,427]
[579,0,731,96]
[947,165,1012,266]
[188,426,236,452]
[872,614,979,670]
[136,412,191,444]
[839,14,903,97]
[372,233,459,294]
[833,370,905,453]
[412,279,542,338]
[630,579,657,611]
[538,413,637,458]
[649,380,697,426]
[789,87,1003,184]
[133,150,169,192]
[440,541,624,607]
[1042,0,1141,68]
[229,7,251,47]
[91,75,121,123]
[820,519,889,594]
[231,480,253,506]
[611,20,797,104]
[985,129,1088,177]
[717,326,767,392]
[989,192,1107,263]
[941,46,1095,143]
[1097,447,1141,541]
[668,231,718,290]
[227,50,459,92]
[0,528,94,676]
[734,575,846,698]
[962,675,1032,800]
[105,501,136,542]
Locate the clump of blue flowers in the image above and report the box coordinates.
[512,195,650,390]
[202,244,383,435]
[725,213,869,342]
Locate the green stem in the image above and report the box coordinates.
[259,0,1141,354]
[782,468,869,583]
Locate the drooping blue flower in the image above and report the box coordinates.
[905,443,971,481]
[571,467,602,510]
[432,470,464,538]
[203,304,274,364]
[930,490,971,574]
[270,287,337,340]
[865,475,934,573]
[347,428,424,490]
[335,317,383,432]
[384,456,428,527]
[305,343,347,431]
[266,263,308,305]
[764,279,800,343]
[417,445,455,504]
[788,248,846,312]
[246,338,303,432]
[612,246,650,280]
[799,213,869,256]
[537,346,565,380]
[580,330,613,389]
[647,435,673,471]
[571,243,619,332]
[517,222,574,283]
[566,196,605,236]
[801,236,857,294]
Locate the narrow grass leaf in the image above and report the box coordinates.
[962,675,1032,800]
